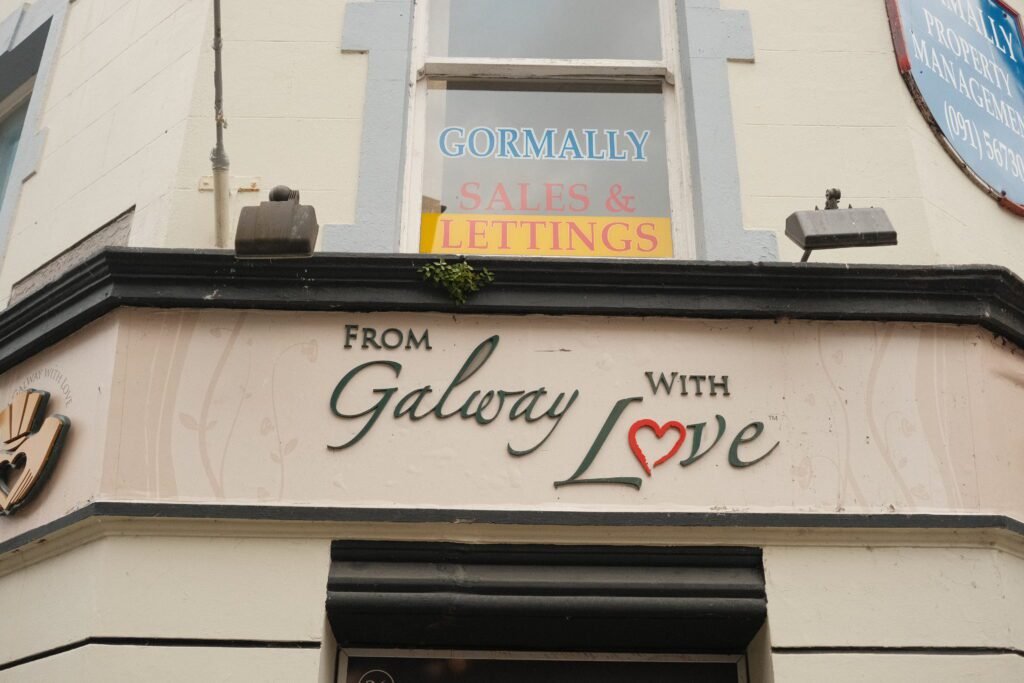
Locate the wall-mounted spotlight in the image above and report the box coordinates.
[235,185,319,258]
[786,189,897,262]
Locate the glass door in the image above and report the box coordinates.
[341,650,747,683]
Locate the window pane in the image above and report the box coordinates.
[429,0,662,60]
[347,656,738,682]
[421,85,673,258]
[0,100,29,214]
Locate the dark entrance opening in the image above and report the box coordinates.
[326,542,766,682]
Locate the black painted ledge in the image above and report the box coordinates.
[1,502,1023,558]
[0,499,1019,557]
[1,248,1023,373]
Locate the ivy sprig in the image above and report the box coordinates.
[419,258,495,305]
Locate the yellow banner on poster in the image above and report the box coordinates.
[420,214,673,258]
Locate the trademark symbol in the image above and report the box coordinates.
[768,415,779,422]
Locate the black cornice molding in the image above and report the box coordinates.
[1,501,1023,558]
[1,248,1023,373]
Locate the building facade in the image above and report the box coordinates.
[0,0,1021,681]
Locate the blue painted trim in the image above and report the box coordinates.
[328,0,780,261]
[325,0,415,253]
[677,0,778,261]
[0,0,71,275]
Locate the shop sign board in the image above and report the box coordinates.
[888,0,1024,213]
[331,327,778,491]
[5,309,1024,526]
[420,89,673,257]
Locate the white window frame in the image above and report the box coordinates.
[399,0,695,259]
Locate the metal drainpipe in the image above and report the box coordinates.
[211,0,230,248]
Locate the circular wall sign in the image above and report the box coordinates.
[887,0,1024,214]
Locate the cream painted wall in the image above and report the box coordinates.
[764,546,1024,681]
[723,0,1024,270]
[163,0,364,251]
[0,530,1020,679]
[0,0,209,298]
[0,646,321,683]
[765,546,1024,649]
[771,654,1024,683]
[4,0,1024,301]
[0,0,365,301]
[0,535,331,666]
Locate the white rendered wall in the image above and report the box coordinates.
[723,0,1024,271]
[165,0,363,251]
[4,0,1024,300]
[765,545,1024,681]
[0,0,366,301]
[0,0,208,297]
[0,646,321,683]
[0,532,1021,680]
[771,655,1024,682]
[0,535,330,669]
[765,546,1024,649]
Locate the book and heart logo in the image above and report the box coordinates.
[0,390,69,515]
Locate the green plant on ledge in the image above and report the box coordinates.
[419,258,494,305]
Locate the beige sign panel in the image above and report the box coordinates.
[0,317,118,541]
[2,308,1023,541]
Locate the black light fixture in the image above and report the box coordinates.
[235,185,319,258]
[786,189,897,262]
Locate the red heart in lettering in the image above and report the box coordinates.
[628,420,687,476]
